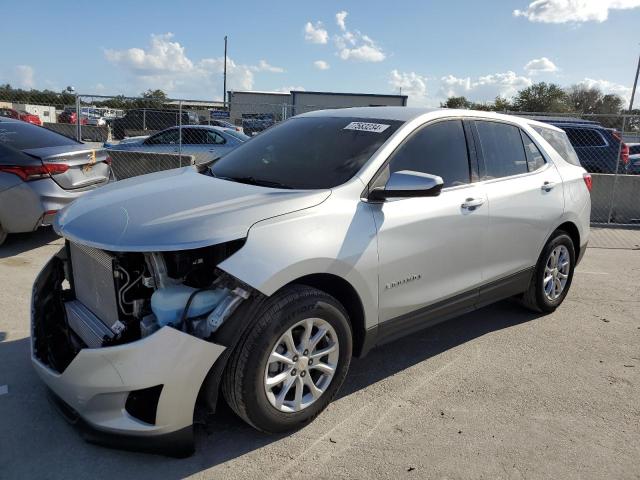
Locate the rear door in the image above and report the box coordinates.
[472,120,564,282]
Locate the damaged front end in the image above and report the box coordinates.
[31,239,257,457]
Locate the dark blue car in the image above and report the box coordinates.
[531,117,629,174]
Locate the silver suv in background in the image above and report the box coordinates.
[31,107,590,456]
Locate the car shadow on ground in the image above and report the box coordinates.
[0,300,542,479]
[0,227,61,258]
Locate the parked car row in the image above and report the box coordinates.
[0,119,249,245]
[0,107,43,126]
[105,125,249,166]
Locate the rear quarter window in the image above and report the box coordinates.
[532,125,581,167]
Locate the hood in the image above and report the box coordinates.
[55,168,331,252]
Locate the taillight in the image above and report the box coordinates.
[583,173,592,192]
[104,155,112,165]
[0,163,69,181]
[612,130,629,165]
[620,143,629,165]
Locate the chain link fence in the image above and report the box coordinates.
[0,90,638,249]
[509,111,640,249]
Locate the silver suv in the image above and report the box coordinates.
[31,107,591,456]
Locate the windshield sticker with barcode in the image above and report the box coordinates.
[343,122,390,133]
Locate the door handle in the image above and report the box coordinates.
[461,197,485,210]
[541,181,556,192]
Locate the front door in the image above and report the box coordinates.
[372,119,488,323]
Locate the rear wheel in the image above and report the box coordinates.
[0,224,7,246]
[522,231,576,313]
[222,285,352,433]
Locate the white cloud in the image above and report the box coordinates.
[104,33,193,73]
[440,71,533,101]
[389,70,427,98]
[304,21,328,44]
[14,65,35,89]
[105,33,285,98]
[336,11,348,31]
[313,60,330,70]
[524,57,559,74]
[514,0,640,23]
[251,60,284,73]
[577,77,632,103]
[333,13,385,63]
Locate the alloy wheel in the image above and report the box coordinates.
[264,318,339,413]
[543,245,570,301]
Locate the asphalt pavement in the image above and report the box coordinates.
[0,228,638,479]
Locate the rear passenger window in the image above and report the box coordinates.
[564,127,605,147]
[521,132,546,171]
[475,121,527,179]
[388,120,471,188]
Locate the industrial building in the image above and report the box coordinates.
[227,89,408,126]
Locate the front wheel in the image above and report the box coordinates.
[222,285,352,433]
[522,231,576,313]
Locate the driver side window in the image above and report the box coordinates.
[387,120,471,188]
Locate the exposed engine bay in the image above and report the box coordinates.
[33,239,251,372]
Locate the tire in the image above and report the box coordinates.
[522,231,576,313]
[222,285,352,433]
[0,224,7,247]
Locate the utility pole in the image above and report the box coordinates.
[606,52,639,223]
[223,36,228,107]
[628,52,640,113]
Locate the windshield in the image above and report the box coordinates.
[211,116,402,189]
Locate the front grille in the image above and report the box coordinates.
[69,242,121,333]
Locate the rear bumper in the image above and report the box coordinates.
[0,178,101,233]
[31,253,226,456]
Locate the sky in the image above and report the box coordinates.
[1,0,639,106]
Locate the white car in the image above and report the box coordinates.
[32,107,590,456]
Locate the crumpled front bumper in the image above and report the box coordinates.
[31,254,226,456]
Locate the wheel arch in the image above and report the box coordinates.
[287,273,368,358]
[553,221,581,260]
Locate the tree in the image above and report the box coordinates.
[597,94,624,114]
[441,96,472,109]
[512,82,569,112]
[493,96,512,112]
[566,84,602,114]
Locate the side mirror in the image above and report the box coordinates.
[369,170,444,201]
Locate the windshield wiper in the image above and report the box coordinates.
[220,176,294,189]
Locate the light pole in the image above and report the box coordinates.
[223,36,228,107]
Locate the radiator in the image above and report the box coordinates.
[68,242,122,337]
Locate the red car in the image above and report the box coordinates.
[0,107,42,126]
[58,108,88,125]
[18,111,42,126]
